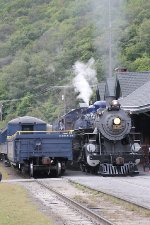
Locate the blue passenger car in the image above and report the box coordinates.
[0,116,74,177]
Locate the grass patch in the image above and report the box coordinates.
[73,195,88,204]
[71,182,94,194]
[0,163,9,180]
[0,183,54,225]
[73,195,96,208]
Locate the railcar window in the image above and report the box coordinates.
[22,125,34,134]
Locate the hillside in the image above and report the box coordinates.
[0,0,150,125]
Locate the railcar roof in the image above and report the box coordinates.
[8,116,46,124]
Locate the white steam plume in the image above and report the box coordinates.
[72,58,97,105]
[91,0,125,76]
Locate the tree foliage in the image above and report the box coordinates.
[119,0,150,71]
[0,0,150,124]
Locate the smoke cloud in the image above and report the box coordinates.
[71,0,125,104]
[91,0,125,76]
[72,58,97,105]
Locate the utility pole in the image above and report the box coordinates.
[62,87,66,115]
[108,0,112,78]
[0,103,3,121]
[0,99,20,121]
[50,85,70,115]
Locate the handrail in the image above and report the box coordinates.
[7,130,74,139]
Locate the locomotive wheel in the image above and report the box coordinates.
[0,172,2,182]
[29,162,34,177]
[85,166,90,174]
[56,162,62,177]
[61,168,66,175]
[61,162,66,175]
[79,163,85,172]
[50,161,62,177]
[21,166,26,175]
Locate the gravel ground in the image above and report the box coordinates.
[1,163,150,225]
[19,178,150,225]
[64,169,150,210]
[21,180,99,225]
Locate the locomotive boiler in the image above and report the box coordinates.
[76,100,141,176]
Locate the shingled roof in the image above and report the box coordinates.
[116,72,150,98]
[119,80,150,113]
[97,71,150,113]
[97,81,106,100]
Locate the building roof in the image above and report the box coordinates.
[116,72,150,97]
[8,116,46,124]
[97,81,106,100]
[97,71,150,114]
[119,80,150,113]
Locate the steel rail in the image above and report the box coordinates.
[67,179,150,211]
[2,173,150,212]
[3,177,150,211]
[36,179,116,225]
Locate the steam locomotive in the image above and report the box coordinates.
[56,100,141,176]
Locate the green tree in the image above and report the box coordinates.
[119,0,150,71]
[16,94,33,116]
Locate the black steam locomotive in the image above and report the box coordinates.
[75,100,141,175]
[55,100,141,176]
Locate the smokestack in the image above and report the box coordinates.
[96,88,101,101]
[105,77,116,107]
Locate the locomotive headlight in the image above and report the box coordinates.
[111,100,118,106]
[113,117,121,125]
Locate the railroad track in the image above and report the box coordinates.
[2,176,150,224]
[2,162,150,225]
[66,178,150,211]
[35,179,116,225]
[3,176,150,212]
